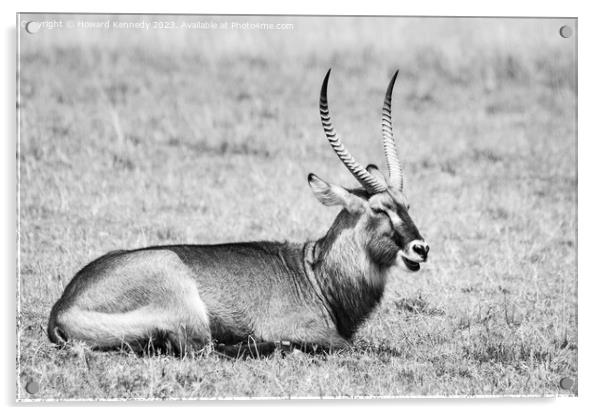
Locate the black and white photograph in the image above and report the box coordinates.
[16,12,577,400]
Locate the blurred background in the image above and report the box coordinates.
[17,14,577,398]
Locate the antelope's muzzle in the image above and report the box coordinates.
[401,240,429,272]
[411,241,429,261]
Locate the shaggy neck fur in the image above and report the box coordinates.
[310,210,390,339]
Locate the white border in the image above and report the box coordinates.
[3,0,600,414]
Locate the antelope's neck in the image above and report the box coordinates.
[308,229,388,339]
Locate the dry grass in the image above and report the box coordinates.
[17,15,577,399]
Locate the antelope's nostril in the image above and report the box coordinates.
[412,243,429,258]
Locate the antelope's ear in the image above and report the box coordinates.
[307,173,366,212]
[366,164,388,188]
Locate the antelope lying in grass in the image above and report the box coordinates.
[47,69,429,356]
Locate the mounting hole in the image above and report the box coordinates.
[25,21,42,34]
[25,379,40,394]
[559,376,574,390]
[559,25,573,38]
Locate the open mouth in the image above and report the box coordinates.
[401,256,420,272]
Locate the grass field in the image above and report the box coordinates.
[17,15,577,399]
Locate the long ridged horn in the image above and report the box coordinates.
[381,70,404,190]
[320,69,387,194]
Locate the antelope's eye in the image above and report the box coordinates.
[406,204,410,211]
[371,207,387,215]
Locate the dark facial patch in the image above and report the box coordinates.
[392,205,423,248]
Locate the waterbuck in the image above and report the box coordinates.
[47,69,429,356]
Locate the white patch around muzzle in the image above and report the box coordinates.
[399,240,429,272]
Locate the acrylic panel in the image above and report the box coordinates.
[17,13,577,400]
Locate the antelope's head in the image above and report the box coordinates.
[308,69,429,272]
